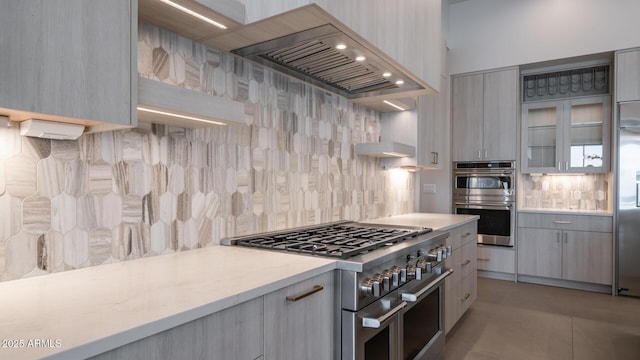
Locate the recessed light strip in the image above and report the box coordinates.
[159,0,227,29]
[382,100,406,111]
[137,106,227,126]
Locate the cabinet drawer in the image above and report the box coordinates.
[448,221,478,250]
[517,212,612,232]
[477,246,515,273]
[460,241,477,278]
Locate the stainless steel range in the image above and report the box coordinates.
[222,221,452,360]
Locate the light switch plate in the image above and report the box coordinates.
[423,184,436,193]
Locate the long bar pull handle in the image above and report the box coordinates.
[462,259,471,266]
[477,150,482,159]
[636,171,640,207]
[362,301,407,328]
[459,293,471,301]
[286,285,324,302]
[558,162,561,171]
[564,232,568,244]
[557,232,560,243]
[553,220,572,224]
[484,149,488,159]
[462,232,472,237]
[565,162,569,171]
[477,258,490,261]
[402,268,454,302]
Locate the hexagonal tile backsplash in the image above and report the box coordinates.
[0,22,415,282]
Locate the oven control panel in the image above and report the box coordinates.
[358,243,451,299]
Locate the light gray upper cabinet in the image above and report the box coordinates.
[452,68,518,161]
[521,95,611,174]
[417,75,448,169]
[0,0,137,131]
[616,48,640,102]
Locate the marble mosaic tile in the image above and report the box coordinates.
[22,195,51,234]
[0,22,416,281]
[5,154,37,198]
[0,159,5,196]
[521,174,609,211]
[88,227,112,265]
[37,156,66,198]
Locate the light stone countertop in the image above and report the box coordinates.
[0,246,336,360]
[361,212,479,231]
[0,213,477,360]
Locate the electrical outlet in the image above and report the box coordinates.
[423,184,436,193]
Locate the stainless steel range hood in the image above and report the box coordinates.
[179,4,434,111]
[231,24,424,101]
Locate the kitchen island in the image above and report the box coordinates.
[0,213,476,360]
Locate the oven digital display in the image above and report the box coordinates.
[456,176,512,190]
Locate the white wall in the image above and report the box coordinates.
[448,0,640,74]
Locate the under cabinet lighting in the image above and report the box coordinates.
[382,100,406,111]
[159,0,227,29]
[137,106,227,126]
[382,151,407,157]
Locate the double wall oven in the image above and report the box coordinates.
[222,222,452,360]
[452,161,516,247]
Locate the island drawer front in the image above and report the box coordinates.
[517,213,612,233]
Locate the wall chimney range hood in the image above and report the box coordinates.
[137,3,433,112]
[231,24,424,101]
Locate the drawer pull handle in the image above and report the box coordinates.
[462,232,472,237]
[462,259,471,266]
[477,258,490,261]
[459,293,471,301]
[286,285,324,302]
[553,220,572,224]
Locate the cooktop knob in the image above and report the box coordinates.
[360,276,382,297]
[406,264,422,281]
[381,269,392,291]
[389,266,402,287]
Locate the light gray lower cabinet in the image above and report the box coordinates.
[263,271,335,360]
[517,212,613,288]
[90,271,336,360]
[444,221,478,334]
[90,297,264,360]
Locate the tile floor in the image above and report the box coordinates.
[446,277,640,360]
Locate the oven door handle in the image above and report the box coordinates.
[361,301,407,328]
[455,203,513,210]
[401,268,454,302]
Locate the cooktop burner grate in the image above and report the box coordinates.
[235,223,432,259]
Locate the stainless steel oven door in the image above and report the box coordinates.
[454,203,515,247]
[343,290,405,360]
[452,171,515,202]
[398,266,453,360]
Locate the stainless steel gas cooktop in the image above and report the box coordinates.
[221,221,433,259]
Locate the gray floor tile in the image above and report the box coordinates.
[447,278,640,360]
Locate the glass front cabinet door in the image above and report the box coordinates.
[522,95,610,173]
